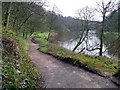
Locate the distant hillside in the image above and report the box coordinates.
[51,14,101,36]
[105,10,118,32]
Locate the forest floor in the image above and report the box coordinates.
[28,38,118,88]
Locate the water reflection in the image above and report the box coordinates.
[56,30,111,58]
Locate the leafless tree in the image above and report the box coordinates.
[73,6,94,52]
[96,0,118,56]
[118,1,120,59]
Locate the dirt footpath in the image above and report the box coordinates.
[28,40,117,88]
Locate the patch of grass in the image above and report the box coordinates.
[17,38,29,51]
[40,46,48,53]
[33,32,49,52]
[33,32,49,38]
[36,37,48,46]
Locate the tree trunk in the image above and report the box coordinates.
[118,4,120,59]
[29,30,34,37]
[3,2,11,29]
[47,30,50,41]
[99,13,105,56]
[47,27,51,41]
[25,30,28,39]
[6,2,12,29]
[73,30,85,52]
[73,28,89,52]
[23,29,25,38]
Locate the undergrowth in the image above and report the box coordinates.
[2,30,42,89]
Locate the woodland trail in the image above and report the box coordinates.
[28,39,117,88]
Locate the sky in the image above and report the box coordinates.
[46,0,97,16]
[45,0,118,21]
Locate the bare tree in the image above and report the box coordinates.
[96,0,118,56]
[73,6,94,52]
[118,1,120,59]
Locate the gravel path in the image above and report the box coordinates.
[28,40,118,88]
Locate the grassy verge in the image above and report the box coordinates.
[17,37,29,51]
[34,32,118,76]
[2,30,42,89]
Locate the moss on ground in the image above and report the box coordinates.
[34,32,118,75]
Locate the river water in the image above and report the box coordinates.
[56,30,111,58]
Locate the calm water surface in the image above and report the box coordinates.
[54,30,112,58]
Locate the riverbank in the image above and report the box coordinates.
[32,32,119,76]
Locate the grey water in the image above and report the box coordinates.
[57,30,111,58]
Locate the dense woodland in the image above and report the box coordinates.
[1,0,120,89]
